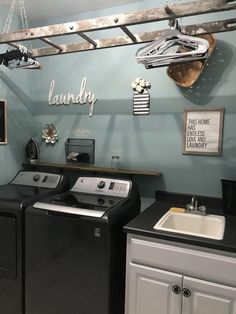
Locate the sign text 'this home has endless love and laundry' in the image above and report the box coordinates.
[48,77,98,117]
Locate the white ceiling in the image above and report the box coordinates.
[0,0,141,24]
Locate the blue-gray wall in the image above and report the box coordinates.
[0,6,37,183]
[0,1,236,201]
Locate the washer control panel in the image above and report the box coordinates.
[11,171,61,189]
[71,177,131,198]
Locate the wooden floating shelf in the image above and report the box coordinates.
[25,160,161,177]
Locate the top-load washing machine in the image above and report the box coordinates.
[0,170,67,314]
[25,176,140,314]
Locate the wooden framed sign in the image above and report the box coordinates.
[0,100,7,144]
[183,108,224,156]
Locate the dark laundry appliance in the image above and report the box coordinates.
[25,176,140,314]
[0,170,67,314]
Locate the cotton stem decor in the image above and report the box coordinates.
[132,78,151,116]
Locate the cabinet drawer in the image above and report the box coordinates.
[129,236,236,287]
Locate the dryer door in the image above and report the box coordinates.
[0,215,17,279]
[0,214,20,314]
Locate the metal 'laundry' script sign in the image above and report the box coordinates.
[48,77,98,117]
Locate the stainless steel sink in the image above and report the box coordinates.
[153,210,225,240]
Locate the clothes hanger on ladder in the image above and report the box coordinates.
[0,0,41,70]
[0,44,41,69]
[136,19,210,69]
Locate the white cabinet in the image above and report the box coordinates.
[125,235,236,314]
[183,276,236,314]
[128,264,182,314]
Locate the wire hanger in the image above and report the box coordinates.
[136,19,209,69]
[0,0,41,70]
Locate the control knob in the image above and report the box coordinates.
[33,174,40,182]
[97,180,106,189]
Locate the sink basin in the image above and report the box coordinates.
[153,210,225,240]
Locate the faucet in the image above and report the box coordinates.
[186,196,207,216]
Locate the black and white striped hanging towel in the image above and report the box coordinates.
[133,90,150,115]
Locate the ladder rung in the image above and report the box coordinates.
[41,38,63,51]
[120,26,137,43]
[78,33,97,47]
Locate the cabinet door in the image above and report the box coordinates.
[126,263,182,314]
[183,276,236,314]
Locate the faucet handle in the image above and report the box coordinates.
[198,205,207,215]
[185,203,190,211]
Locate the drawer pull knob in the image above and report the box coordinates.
[172,285,181,294]
[182,288,191,297]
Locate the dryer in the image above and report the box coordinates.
[25,176,140,314]
[0,170,67,314]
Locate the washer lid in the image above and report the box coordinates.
[0,184,51,204]
[0,171,65,206]
[33,192,123,218]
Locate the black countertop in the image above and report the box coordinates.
[124,201,236,254]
